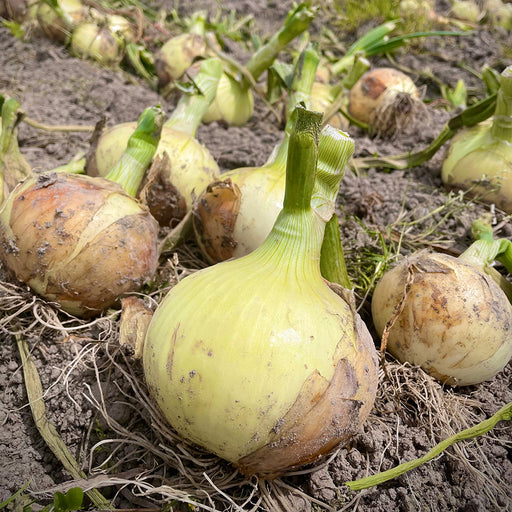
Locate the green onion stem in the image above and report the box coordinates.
[320,215,352,289]
[491,65,512,141]
[282,106,321,212]
[345,401,512,491]
[188,12,207,36]
[330,21,397,76]
[330,21,464,78]
[105,105,164,197]
[0,98,33,205]
[265,43,320,169]
[314,126,355,289]
[470,220,512,275]
[164,58,223,136]
[242,3,315,89]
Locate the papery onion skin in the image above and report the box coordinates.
[0,172,158,317]
[371,251,512,386]
[89,123,219,213]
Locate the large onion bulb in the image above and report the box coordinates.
[0,103,163,317]
[0,174,158,317]
[143,107,378,477]
[372,248,512,386]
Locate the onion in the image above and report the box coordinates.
[201,3,315,126]
[142,106,378,478]
[348,67,422,137]
[88,58,222,226]
[371,232,512,386]
[30,0,85,43]
[70,15,127,66]
[0,0,31,22]
[193,45,321,262]
[441,66,512,212]
[0,103,163,317]
[486,0,512,29]
[154,13,218,90]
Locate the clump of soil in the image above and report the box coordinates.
[0,1,511,511]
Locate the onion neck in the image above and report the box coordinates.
[164,58,222,136]
[263,43,319,169]
[105,105,164,197]
[467,220,512,275]
[490,65,512,141]
[255,107,354,284]
[241,4,315,90]
[0,97,33,205]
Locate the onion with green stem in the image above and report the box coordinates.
[88,58,222,226]
[155,11,218,91]
[142,106,378,478]
[442,65,512,213]
[371,219,512,386]
[70,9,136,66]
[0,102,164,317]
[193,44,323,263]
[29,0,85,43]
[200,2,315,126]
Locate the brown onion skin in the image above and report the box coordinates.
[0,172,159,317]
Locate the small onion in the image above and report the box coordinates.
[372,246,512,386]
[70,11,135,66]
[441,66,512,212]
[348,67,422,137]
[0,104,163,317]
[142,107,378,477]
[30,0,85,43]
[201,3,315,125]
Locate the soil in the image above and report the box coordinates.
[1,1,512,511]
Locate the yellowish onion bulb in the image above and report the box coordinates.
[451,0,483,22]
[348,67,422,137]
[201,72,255,126]
[441,66,512,212]
[143,107,378,478]
[155,33,209,87]
[372,249,512,386]
[486,0,512,29]
[88,59,222,226]
[0,174,158,317]
[30,0,85,42]
[70,13,130,66]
